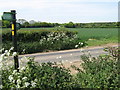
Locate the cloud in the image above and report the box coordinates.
[0,0,118,22]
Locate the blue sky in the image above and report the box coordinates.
[0,0,119,23]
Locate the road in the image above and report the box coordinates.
[19,45,117,64]
[4,44,118,67]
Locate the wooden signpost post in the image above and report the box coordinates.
[2,10,20,71]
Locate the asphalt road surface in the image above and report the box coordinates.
[4,45,118,67]
[19,45,117,64]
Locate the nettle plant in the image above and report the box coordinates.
[1,48,79,89]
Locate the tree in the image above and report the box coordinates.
[22,22,30,28]
[29,20,36,24]
[17,19,27,24]
[64,22,75,28]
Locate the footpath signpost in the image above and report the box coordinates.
[2,10,20,71]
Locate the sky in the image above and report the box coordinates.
[0,0,119,23]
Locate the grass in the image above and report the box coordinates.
[2,27,118,46]
[69,28,118,46]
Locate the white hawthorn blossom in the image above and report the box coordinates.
[0,85,2,89]
[0,53,5,61]
[31,81,36,87]
[81,42,83,45]
[16,84,20,88]
[12,52,17,56]
[75,45,79,48]
[12,70,17,74]
[5,50,8,53]
[22,77,27,80]
[34,79,38,82]
[25,82,30,87]
[8,75,13,82]
[20,67,25,71]
[17,79,21,84]
[10,47,14,51]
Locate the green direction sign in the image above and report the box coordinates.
[16,23,21,30]
[2,12,13,21]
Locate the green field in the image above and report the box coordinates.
[3,27,118,46]
[69,28,118,46]
[21,28,118,46]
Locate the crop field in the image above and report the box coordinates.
[69,28,118,46]
[2,27,118,46]
[69,28,118,40]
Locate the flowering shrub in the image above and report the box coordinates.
[3,27,85,54]
[74,47,119,88]
[1,47,118,89]
[1,48,79,89]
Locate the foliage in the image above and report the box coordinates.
[2,61,79,89]
[1,47,119,89]
[73,47,119,88]
[2,20,11,28]
[1,48,79,89]
[64,22,75,28]
[3,27,85,54]
[4,18,118,28]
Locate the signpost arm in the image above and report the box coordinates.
[11,10,19,71]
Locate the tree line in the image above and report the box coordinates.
[1,19,119,28]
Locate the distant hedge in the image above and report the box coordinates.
[3,28,85,54]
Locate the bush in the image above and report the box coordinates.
[2,61,79,89]
[1,47,119,89]
[73,47,119,88]
[3,27,85,54]
[1,49,79,89]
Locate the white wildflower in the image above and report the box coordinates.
[21,67,25,71]
[25,82,30,87]
[12,70,17,74]
[6,52,10,56]
[10,47,14,51]
[5,50,8,53]
[78,42,81,44]
[12,80,15,83]
[34,79,38,82]
[75,45,79,48]
[31,81,36,87]
[8,75,13,82]
[16,84,20,88]
[81,42,83,45]
[0,85,2,89]
[1,53,5,60]
[17,79,21,84]
[12,52,17,56]
[22,77,27,80]
[70,54,72,56]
